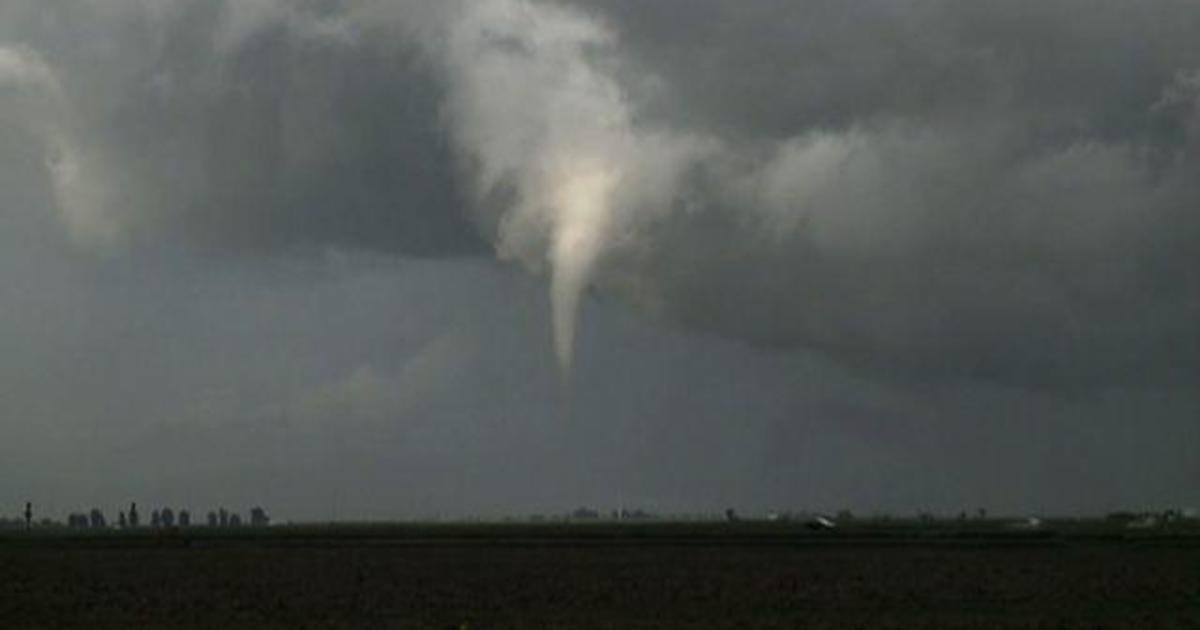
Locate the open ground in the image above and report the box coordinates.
[2,522,1198,629]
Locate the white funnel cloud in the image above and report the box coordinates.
[436,0,710,371]
[548,164,618,369]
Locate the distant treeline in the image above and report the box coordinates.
[1,504,270,530]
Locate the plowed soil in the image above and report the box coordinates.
[1,525,1197,629]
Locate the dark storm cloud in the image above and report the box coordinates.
[569,0,1200,139]
[3,0,1198,388]
[1,0,1199,520]
[0,1,483,255]
[561,0,1200,386]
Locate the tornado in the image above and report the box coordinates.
[548,166,618,371]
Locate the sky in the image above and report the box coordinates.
[0,0,1197,522]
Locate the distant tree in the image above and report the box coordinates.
[118,512,127,529]
[229,513,242,527]
[129,503,140,528]
[89,509,107,529]
[207,511,218,527]
[24,502,32,530]
[725,508,739,523]
[250,507,270,527]
[68,513,89,529]
[179,510,191,527]
[161,508,175,528]
[571,507,599,520]
[150,510,161,528]
[218,508,229,527]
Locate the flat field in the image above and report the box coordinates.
[1,522,1197,629]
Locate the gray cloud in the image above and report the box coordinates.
[1,0,1198,519]
[0,1,483,255]
[4,0,1197,388]
[561,0,1200,386]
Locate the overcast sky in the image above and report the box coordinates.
[1,0,1196,521]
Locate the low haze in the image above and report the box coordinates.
[1,0,1197,522]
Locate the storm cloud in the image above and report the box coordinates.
[5,0,1197,383]
[572,0,1200,386]
[0,0,1197,518]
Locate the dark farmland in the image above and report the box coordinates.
[2,523,1198,629]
